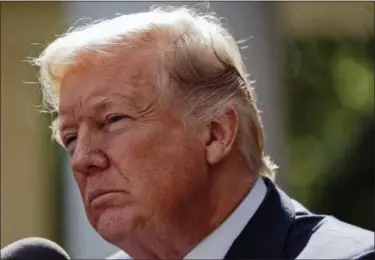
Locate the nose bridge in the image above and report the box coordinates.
[71,126,100,173]
[76,133,93,157]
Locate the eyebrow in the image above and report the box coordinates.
[60,92,134,113]
[58,93,135,132]
[89,95,120,112]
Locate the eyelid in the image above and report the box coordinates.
[106,113,124,119]
[105,114,129,123]
[62,133,77,147]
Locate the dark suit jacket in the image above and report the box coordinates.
[109,178,374,259]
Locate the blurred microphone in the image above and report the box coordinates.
[1,237,70,260]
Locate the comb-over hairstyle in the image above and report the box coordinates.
[32,5,277,179]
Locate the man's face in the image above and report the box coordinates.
[58,51,210,244]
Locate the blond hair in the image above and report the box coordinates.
[32,5,277,179]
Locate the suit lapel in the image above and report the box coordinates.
[224,178,296,259]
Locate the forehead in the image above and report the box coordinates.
[58,48,156,114]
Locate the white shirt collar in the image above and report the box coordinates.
[183,177,267,259]
[109,178,267,260]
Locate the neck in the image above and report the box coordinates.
[206,160,257,234]
[118,154,257,260]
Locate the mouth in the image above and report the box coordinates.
[88,190,125,205]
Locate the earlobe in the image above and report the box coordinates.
[205,107,239,166]
[207,141,224,165]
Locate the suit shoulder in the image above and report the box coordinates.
[319,216,374,247]
[293,215,374,259]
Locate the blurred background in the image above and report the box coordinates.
[1,1,374,259]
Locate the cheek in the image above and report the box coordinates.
[72,171,87,196]
[71,172,95,220]
[108,123,206,208]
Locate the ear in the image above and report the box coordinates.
[204,107,239,165]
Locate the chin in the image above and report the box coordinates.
[94,206,141,243]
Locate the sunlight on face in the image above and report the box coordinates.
[58,50,210,246]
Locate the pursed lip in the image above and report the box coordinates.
[87,190,125,205]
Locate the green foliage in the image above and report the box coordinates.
[284,39,374,230]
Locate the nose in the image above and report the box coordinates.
[71,134,109,175]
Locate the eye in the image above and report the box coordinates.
[106,114,128,125]
[63,134,77,148]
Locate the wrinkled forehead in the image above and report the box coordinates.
[58,47,159,113]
